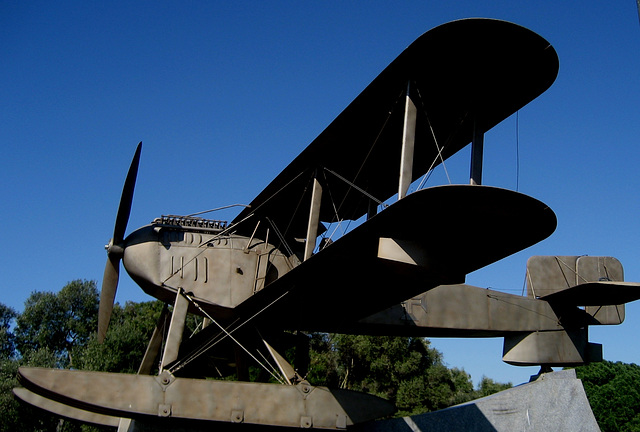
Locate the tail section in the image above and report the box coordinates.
[503,256,640,367]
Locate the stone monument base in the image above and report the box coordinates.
[355,369,599,432]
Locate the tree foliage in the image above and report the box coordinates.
[0,282,166,431]
[75,300,163,373]
[14,280,99,368]
[305,333,501,416]
[476,375,513,398]
[0,349,78,432]
[0,304,17,360]
[574,360,640,432]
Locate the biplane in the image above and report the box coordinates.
[15,18,640,431]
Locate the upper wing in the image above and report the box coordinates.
[232,19,559,245]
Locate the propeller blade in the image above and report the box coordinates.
[113,142,141,244]
[98,143,142,343]
[98,255,120,343]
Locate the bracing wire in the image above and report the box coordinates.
[168,289,290,375]
[415,85,452,186]
[332,88,405,218]
[170,291,287,384]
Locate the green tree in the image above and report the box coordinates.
[0,300,69,431]
[0,304,17,360]
[0,346,82,432]
[450,367,475,404]
[305,334,486,416]
[14,280,99,368]
[476,375,513,398]
[574,360,640,432]
[3,281,102,431]
[75,300,163,373]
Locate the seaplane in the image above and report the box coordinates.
[15,18,640,431]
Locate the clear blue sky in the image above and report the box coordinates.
[1,1,639,387]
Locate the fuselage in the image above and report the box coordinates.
[121,216,293,319]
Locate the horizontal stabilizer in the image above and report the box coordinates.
[540,281,640,306]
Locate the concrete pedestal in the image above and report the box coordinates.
[356,369,599,432]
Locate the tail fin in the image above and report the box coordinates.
[503,256,640,367]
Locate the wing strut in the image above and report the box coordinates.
[160,288,189,370]
[304,173,323,260]
[470,119,484,185]
[399,81,417,199]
